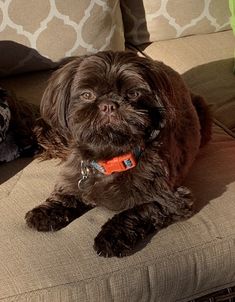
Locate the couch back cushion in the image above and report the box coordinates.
[0,0,124,76]
[121,0,231,45]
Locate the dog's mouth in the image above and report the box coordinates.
[98,112,120,126]
[72,113,148,150]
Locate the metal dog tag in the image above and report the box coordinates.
[78,161,90,190]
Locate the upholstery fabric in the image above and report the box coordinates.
[0,0,125,76]
[121,0,231,45]
[139,30,234,74]
[0,125,235,302]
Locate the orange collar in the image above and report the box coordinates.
[90,147,143,175]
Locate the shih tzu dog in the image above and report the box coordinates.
[25,51,212,257]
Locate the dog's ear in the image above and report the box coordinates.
[40,57,84,134]
[136,59,173,132]
[143,59,176,129]
[144,60,173,103]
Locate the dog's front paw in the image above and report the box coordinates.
[94,225,135,258]
[25,202,74,232]
[93,211,148,258]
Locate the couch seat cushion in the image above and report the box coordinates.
[139,30,234,74]
[138,30,234,74]
[0,125,235,302]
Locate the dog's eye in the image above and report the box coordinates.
[80,91,96,101]
[126,90,140,100]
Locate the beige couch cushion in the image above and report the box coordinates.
[139,30,234,74]
[0,0,124,76]
[0,125,235,302]
[121,0,231,45]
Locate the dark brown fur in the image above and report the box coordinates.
[34,118,70,161]
[25,51,212,257]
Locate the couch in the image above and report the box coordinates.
[0,1,235,301]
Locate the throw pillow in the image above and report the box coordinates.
[0,0,124,76]
[121,0,231,45]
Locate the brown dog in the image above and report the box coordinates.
[25,51,212,257]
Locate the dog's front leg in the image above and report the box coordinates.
[94,186,194,257]
[25,193,93,232]
[25,157,93,232]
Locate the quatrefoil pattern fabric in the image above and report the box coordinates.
[121,0,231,45]
[0,0,124,76]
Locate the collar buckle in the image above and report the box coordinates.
[91,147,143,175]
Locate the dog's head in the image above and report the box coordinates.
[41,51,173,160]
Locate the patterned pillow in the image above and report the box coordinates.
[121,0,231,45]
[0,0,124,76]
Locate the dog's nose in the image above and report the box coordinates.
[98,100,118,114]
